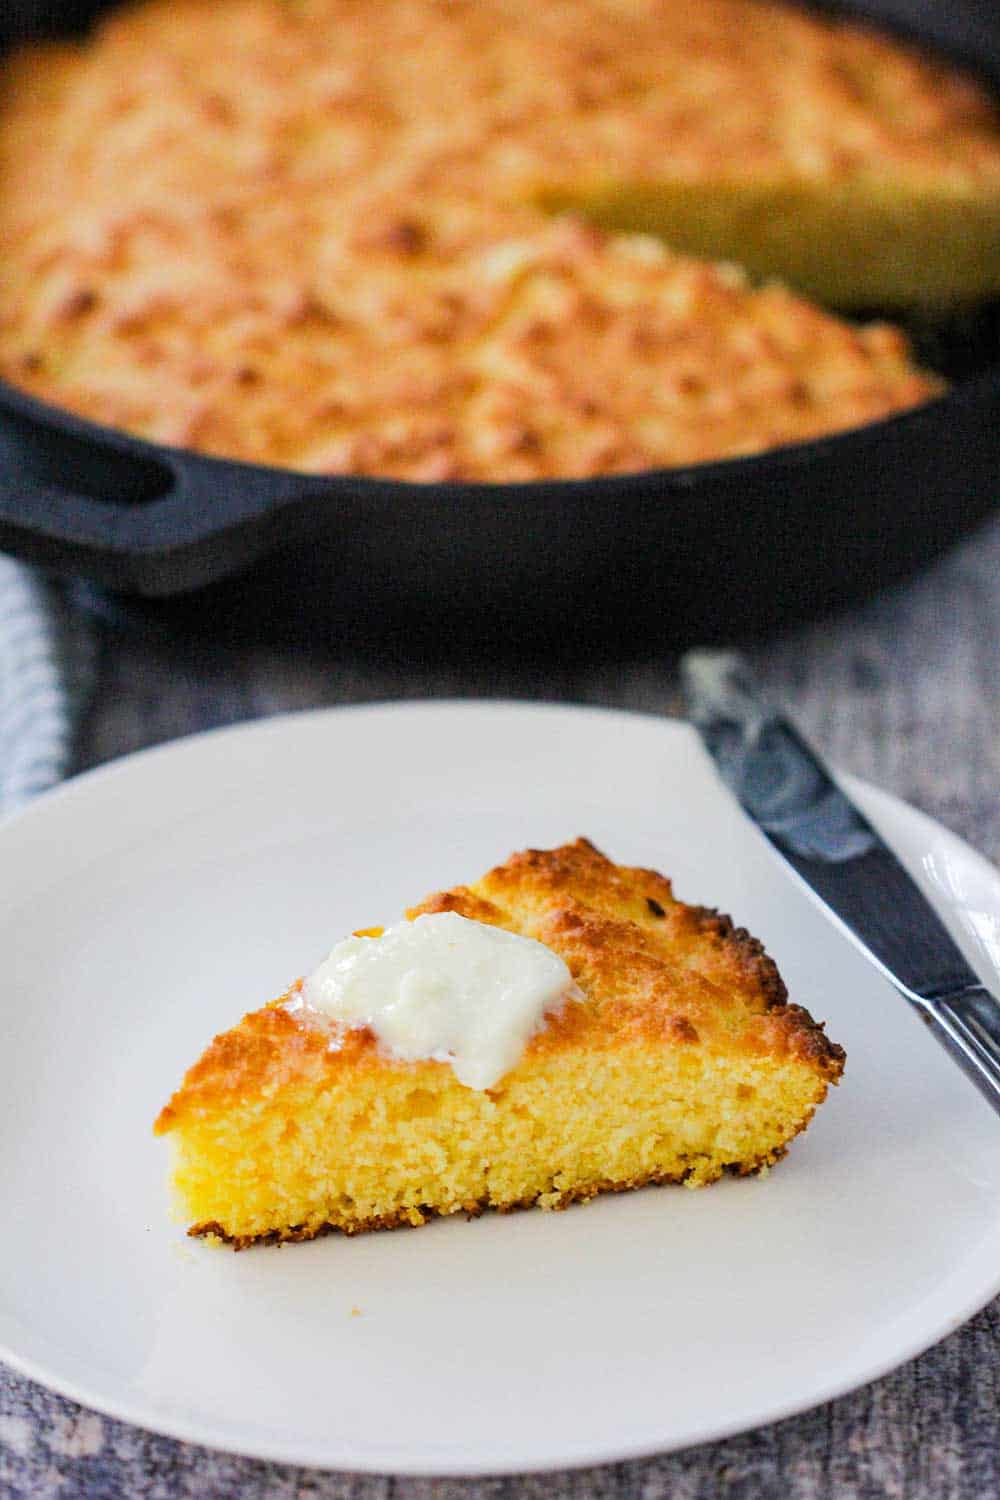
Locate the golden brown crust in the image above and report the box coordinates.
[412,838,843,1075]
[155,837,843,1136]
[0,0,965,480]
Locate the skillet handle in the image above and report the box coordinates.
[0,395,323,595]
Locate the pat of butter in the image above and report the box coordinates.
[300,911,575,1090]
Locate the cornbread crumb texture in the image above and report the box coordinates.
[0,0,981,480]
[155,839,844,1246]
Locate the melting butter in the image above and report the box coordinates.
[299,911,575,1089]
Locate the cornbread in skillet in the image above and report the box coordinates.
[0,0,983,480]
[154,840,845,1247]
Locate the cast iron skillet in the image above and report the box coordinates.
[1,0,999,645]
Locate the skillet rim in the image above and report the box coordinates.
[0,364,993,513]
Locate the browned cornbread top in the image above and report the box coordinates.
[0,199,939,480]
[0,0,973,479]
[411,838,843,1071]
[155,839,843,1134]
[9,0,999,202]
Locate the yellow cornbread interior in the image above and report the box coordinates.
[156,840,844,1246]
[535,178,1000,310]
[168,1043,832,1243]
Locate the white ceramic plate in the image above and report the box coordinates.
[1,701,998,1475]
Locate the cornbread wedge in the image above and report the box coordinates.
[154,840,845,1247]
[0,0,990,478]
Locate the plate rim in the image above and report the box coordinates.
[1,697,998,1475]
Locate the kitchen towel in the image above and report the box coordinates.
[0,554,94,817]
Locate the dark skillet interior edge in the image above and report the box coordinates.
[1,0,999,650]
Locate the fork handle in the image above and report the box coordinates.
[922,986,1000,1117]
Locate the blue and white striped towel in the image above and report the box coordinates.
[0,555,94,818]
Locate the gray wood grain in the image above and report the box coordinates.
[3,514,1000,1499]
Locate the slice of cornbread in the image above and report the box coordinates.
[154,840,844,1247]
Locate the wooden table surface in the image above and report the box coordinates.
[2,512,999,1498]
